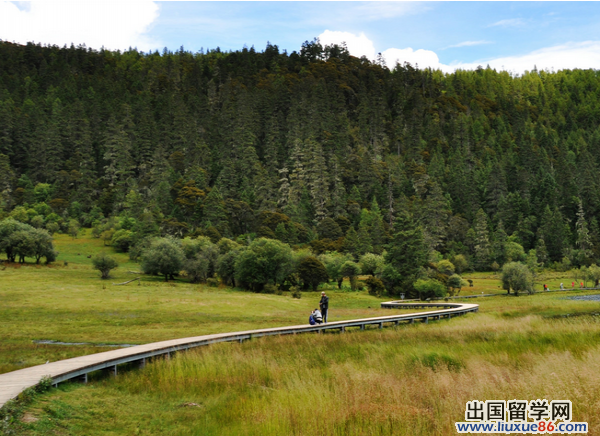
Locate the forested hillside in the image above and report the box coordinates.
[2,39,600,271]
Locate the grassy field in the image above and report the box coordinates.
[3,233,600,435]
[0,232,399,375]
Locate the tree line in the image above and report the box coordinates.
[1,39,600,289]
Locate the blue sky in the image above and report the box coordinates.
[2,1,600,73]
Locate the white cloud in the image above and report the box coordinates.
[446,40,492,49]
[381,47,453,73]
[488,18,525,28]
[453,41,600,73]
[0,1,160,51]
[318,30,452,72]
[317,30,600,74]
[318,30,376,60]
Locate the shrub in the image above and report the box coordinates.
[365,276,385,297]
[263,284,279,294]
[206,278,219,288]
[290,286,302,299]
[413,278,447,299]
[92,252,119,279]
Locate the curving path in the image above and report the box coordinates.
[0,301,478,409]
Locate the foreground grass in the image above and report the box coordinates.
[15,292,600,436]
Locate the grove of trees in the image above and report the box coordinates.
[2,39,600,297]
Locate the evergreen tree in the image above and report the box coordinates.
[382,211,428,297]
[203,187,229,236]
[473,208,491,270]
[342,226,359,259]
[357,221,373,256]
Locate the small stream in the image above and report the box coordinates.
[33,340,137,348]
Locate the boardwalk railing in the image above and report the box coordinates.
[0,301,478,408]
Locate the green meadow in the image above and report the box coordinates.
[3,233,600,435]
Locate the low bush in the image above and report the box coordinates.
[206,278,219,288]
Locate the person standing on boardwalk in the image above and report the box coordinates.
[319,291,329,323]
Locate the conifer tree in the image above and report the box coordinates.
[382,211,428,297]
[473,208,491,270]
[103,113,135,207]
[342,226,359,259]
[203,186,229,236]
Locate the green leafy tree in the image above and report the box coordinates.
[436,259,455,276]
[10,230,36,263]
[0,218,32,262]
[111,229,134,252]
[92,252,119,279]
[234,238,293,291]
[452,254,469,274]
[447,274,465,296]
[181,236,220,282]
[141,237,185,282]
[216,247,244,287]
[297,256,329,291]
[318,251,354,289]
[341,260,361,291]
[501,262,533,295]
[504,240,526,263]
[29,228,56,264]
[359,253,385,276]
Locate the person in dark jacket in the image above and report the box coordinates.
[319,291,329,323]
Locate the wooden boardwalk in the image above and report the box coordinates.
[0,301,478,409]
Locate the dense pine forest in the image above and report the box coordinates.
[2,39,600,292]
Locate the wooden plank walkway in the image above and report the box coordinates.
[0,301,478,409]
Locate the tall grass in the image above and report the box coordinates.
[17,304,600,435]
